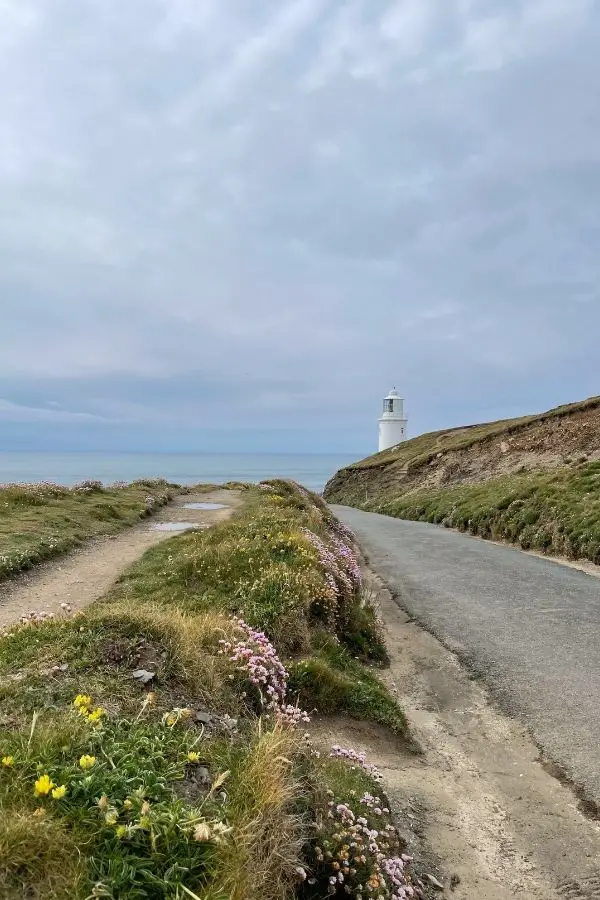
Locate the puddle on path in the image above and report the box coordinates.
[183,502,228,510]
[150,522,208,532]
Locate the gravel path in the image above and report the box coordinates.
[0,489,239,629]
[331,505,600,808]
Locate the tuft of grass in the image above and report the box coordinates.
[0,810,84,900]
[207,724,304,900]
[289,638,409,741]
[0,479,182,581]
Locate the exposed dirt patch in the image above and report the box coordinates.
[0,489,240,629]
[325,402,600,504]
[313,571,600,899]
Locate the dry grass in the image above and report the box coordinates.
[208,723,305,900]
[0,811,83,900]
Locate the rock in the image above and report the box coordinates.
[424,873,444,891]
[195,711,215,725]
[500,441,510,453]
[132,669,155,684]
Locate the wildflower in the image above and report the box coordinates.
[141,801,151,816]
[87,707,105,723]
[2,755,14,767]
[32,807,45,818]
[193,822,211,842]
[51,785,67,799]
[123,799,133,810]
[98,794,109,811]
[187,751,200,763]
[105,809,118,826]
[34,774,55,796]
[73,694,92,710]
[79,755,96,770]
[115,825,128,839]
[212,821,232,843]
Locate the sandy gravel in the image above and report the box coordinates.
[0,489,240,629]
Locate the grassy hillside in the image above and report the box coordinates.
[0,482,420,900]
[0,480,181,581]
[324,396,600,564]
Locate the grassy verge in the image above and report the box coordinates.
[0,481,420,900]
[0,479,181,581]
[376,459,600,563]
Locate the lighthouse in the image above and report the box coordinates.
[378,388,407,452]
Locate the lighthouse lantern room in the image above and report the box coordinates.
[378,388,408,452]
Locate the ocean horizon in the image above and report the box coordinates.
[0,451,361,494]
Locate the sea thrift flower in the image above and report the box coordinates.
[219,618,310,724]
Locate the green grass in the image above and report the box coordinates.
[376,459,600,562]
[0,481,411,900]
[0,480,181,581]
[289,636,409,740]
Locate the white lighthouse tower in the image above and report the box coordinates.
[378,388,407,452]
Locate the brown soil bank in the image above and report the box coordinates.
[324,396,600,564]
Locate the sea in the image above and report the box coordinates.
[0,452,358,494]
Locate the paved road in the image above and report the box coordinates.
[331,505,600,805]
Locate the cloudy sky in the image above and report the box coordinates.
[1,0,599,454]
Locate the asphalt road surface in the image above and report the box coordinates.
[331,505,600,806]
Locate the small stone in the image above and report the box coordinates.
[425,873,444,890]
[132,669,155,684]
[195,711,214,725]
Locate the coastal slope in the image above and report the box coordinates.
[324,395,600,563]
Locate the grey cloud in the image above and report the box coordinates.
[0,0,599,451]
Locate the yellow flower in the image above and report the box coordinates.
[2,755,14,768]
[105,809,118,826]
[51,785,67,800]
[87,707,105,723]
[166,714,177,727]
[34,774,55,796]
[123,799,133,810]
[115,825,128,839]
[187,752,200,763]
[79,755,96,770]
[73,694,92,710]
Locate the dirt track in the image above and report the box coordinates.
[0,489,239,629]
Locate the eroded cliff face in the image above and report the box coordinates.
[324,400,600,508]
